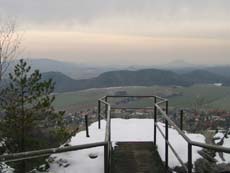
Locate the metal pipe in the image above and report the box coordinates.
[111,107,154,110]
[100,96,107,100]
[180,110,183,131]
[85,115,89,137]
[191,141,230,153]
[155,104,192,143]
[157,100,167,105]
[188,144,192,173]
[154,96,157,146]
[98,100,101,129]
[105,96,108,119]
[105,106,111,142]
[165,100,169,171]
[106,95,156,98]
[104,143,108,173]
[0,142,106,163]
[99,99,109,105]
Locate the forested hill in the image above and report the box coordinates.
[42,69,230,93]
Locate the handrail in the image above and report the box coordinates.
[99,99,109,105]
[105,106,111,142]
[156,99,168,105]
[98,97,112,173]
[155,104,192,143]
[0,142,106,163]
[154,96,230,173]
[111,107,154,110]
[191,141,230,153]
[99,96,107,100]
[155,100,230,153]
[155,95,167,100]
[106,95,158,98]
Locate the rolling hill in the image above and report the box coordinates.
[42,68,230,92]
[5,59,124,80]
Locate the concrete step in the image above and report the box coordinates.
[111,142,165,173]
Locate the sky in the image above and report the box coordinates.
[1,0,230,66]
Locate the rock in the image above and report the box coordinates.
[63,143,71,147]
[89,153,98,159]
[37,163,49,171]
[47,156,55,163]
[63,163,70,168]
[195,158,218,173]
[174,165,187,173]
[216,163,230,173]
[198,150,217,163]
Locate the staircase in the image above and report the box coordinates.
[111,142,165,173]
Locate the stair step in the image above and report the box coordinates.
[111,142,165,173]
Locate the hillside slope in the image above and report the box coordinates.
[42,68,230,92]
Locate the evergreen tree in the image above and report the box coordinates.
[0,59,70,172]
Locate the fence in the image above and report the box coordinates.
[153,96,230,173]
[1,95,230,173]
[99,95,230,173]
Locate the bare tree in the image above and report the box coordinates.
[0,18,21,80]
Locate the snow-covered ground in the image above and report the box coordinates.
[48,118,206,173]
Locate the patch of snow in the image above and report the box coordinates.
[213,83,222,87]
[213,132,225,144]
[48,119,205,173]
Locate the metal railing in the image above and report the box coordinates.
[99,95,230,173]
[98,96,112,173]
[153,96,230,173]
[0,142,106,163]
[97,95,158,173]
[1,95,230,173]
[0,96,111,173]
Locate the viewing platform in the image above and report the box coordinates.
[1,95,230,173]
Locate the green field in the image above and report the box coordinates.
[53,85,230,112]
[170,85,230,110]
[53,86,176,111]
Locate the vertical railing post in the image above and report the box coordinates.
[107,105,111,173]
[188,143,192,173]
[154,96,157,146]
[85,115,89,137]
[165,100,169,171]
[180,109,183,131]
[107,105,111,141]
[98,100,101,129]
[104,143,108,173]
[108,142,112,173]
[105,96,108,119]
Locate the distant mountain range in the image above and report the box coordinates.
[6,59,125,80]
[42,69,230,93]
[6,58,230,79]
[4,58,230,92]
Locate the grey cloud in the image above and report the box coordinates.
[1,0,230,24]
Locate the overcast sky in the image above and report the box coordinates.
[1,0,230,65]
